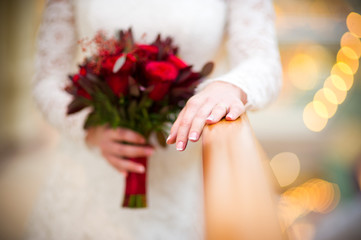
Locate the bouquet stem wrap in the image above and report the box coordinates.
[122,157,147,208]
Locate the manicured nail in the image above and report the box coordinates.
[166,135,171,142]
[138,165,145,173]
[189,132,198,141]
[176,141,184,151]
[207,115,214,121]
[226,113,233,120]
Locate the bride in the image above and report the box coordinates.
[26,0,282,239]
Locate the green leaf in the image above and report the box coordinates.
[84,111,102,129]
[127,100,137,122]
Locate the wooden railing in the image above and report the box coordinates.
[202,114,282,240]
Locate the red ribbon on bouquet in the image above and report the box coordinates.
[122,157,148,208]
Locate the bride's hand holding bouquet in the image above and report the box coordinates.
[65,29,214,208]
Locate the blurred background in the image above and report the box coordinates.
[0,0,361,239]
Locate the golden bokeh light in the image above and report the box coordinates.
[303,102,328,132]
[270,152,301,187]
[288,53,320,90]
[340,32,361,57]
[312,100,328,119]
[278,179,341,229]
[334,62,353,75]
[346,12,361,38]
[313,89,338,118]
[327,74,347,91]
[322,88,338,105]
[330,65,354,91]
[338,46,359,60]
[337,49,359,74]
[324,76,347,104]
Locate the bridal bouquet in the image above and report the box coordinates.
[65,29,213,208]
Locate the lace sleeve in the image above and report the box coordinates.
[197,0,282,110]
[33,0,89,141]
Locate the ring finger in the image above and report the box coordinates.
[206,104,229,124]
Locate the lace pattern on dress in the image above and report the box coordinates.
[33,0,89,141]
[198,0,282,110]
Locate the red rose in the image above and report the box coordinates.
[145,61,178,100]
[134,45,158,60]
[101,55,119,73]
[101,54,135,74]
[145,61,178,82]
[167,54,187,69]
[105,74,129,96]
[123,54,136,72]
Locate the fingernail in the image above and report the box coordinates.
[226,113,233,120]
[166,135,171,142]
[176,141,184,151]
[189,132,198,141]
[138,165,145,173]
[207,115,214,121]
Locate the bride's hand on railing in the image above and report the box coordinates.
[166,81,247,151]
[85,126,154,176]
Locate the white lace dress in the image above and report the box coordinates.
[26,0,281,239]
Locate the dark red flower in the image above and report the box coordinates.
[145,61,178,82]
[167,54,187,69]
[79,67,87,76]
[101,55,120,73]
[134,45,158,60]
[145,61,178,100]
[104,74,129,96]
[122,54,136,72]
[101,54,136,74]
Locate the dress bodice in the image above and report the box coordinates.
[74,0,227,69]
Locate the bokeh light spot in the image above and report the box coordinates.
[303,102,328,132]
[334,62,353,75]
[328,74,347,91]
[346,12,361,38]
[339,46,358,60]
[313,89,338,118]
[270,152,301,187]
[322,88,338,105]
[331,61,355,90]
[313,100,328,119]
[324,76,347,104]
[337,49,359,74]
[288,53,319,90]
[341,32,361,57]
